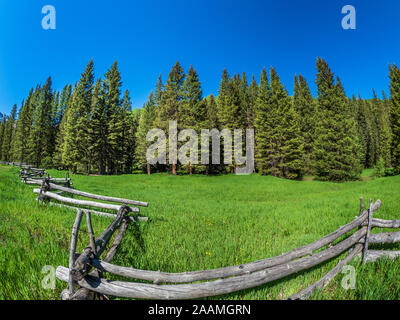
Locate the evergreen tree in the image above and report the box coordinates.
[26,78,54,166]
[254,67,275,175]
[313,58,361,181]
[121,89,136,173]
[247,75,258,129]
[1,105,17,161]
[136,92,157,174]
[88,79,108,174]
[180,65,205,174]
[389,64,400,173]
[0,117,6,160]
[293,74,315,174]
[155,61,185,175]
[270,68,303,179]
[54,84,72,168]
[63,60,94,173]
[104,61,125,174]
[204,94,220,174]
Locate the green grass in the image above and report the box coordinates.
[1,164,400,300]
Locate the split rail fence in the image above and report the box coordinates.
[3,161,400,300]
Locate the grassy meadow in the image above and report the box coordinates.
[0,164,400,300]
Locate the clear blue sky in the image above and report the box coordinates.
[1,0,400,115]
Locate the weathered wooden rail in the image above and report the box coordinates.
[54,197,400,300]
[3,162,400,300]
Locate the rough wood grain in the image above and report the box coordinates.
[88,210,370,283]
[31,180,148,207]
[47,202,148,222]
[103,218,130,263]
[56,228,366,299]
[356,250,400,262]
[288,243,363,300]
[371,218,400,229]
[33,189,140,213]
[369,231,400,244]
[68,210,83,297]
[362,199,374,263]
[70,206,129,281]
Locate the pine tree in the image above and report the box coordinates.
[12,88,36,164]
[26,77,54,167]
[104,61,124,174]
[204,94,219,174]
[389,64,400,173]
[248,75,258,129]
[180,65,205,174]
[136,92,157,174]
[88,79,108,174]
[270,68,303,179]
[121,90,136,173]
[54,84,72,168]
[155,61,185,175]
[0,117,6,160]
[313,58,361,181]
[1,104,17,162]
[293,74,315,174]
[63,60,94,173]
[254,67,275,175]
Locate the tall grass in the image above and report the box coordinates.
[1,164,399,300]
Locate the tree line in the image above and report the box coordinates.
[0,57,399,182]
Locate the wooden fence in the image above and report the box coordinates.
[3,162,400,300]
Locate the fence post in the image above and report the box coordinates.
[362,198,373,263]
[68,210,83,298]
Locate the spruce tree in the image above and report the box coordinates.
[0,117,6,160]
[270,68,303,179]
[121,90,136,173]
[155,61,185,175]
[180,65,205,174]
[254,67,275,175]
[54,84,72,168]
[63,60,94,173]
[389,64,400,173]
[1,105,17,161]
[136,92,157,174]
[293,74,315,174]
[104,61,124,174]
[26,77,54,167]
[204,94,219,174]
[12,89,35,163]
[88,78,108,174]
[313,58,361,181]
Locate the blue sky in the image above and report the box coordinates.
[1,0,400,115]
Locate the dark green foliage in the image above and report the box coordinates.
[26,78,54,167]
[313,58,362,181]
[389,64,400,173]
[293,74,315,174]
[1,105,17,161]
[135,92,157,174]
[63,60,94,173]
[3,58,398,181]
[0,117,6,160]
[155,61,185,174]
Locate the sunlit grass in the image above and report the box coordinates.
[0,164,399,300]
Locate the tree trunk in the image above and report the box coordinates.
[172,163,177,175]
[189,162,192,175]
[147,163,151,175]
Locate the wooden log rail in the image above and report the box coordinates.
[54,198,400,300]
[33,189,140,213]
[30,179,148,207]
[8,160,398,300]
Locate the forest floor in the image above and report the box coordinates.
[0,164,400,300]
